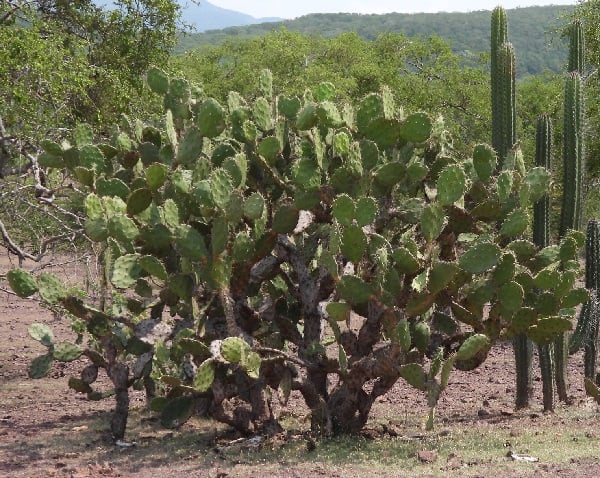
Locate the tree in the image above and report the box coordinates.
[0,0,182,258]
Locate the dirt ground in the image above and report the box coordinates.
[1,254,600,477]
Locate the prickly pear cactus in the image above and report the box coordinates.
[7,66,586,437]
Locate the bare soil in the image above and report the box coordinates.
[1,254,600,477]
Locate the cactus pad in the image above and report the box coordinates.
[175,225,208,261]
[272,205,299,234]
[242,351,262,379]
[500,209,529,238]
[68,377,93,394]
[428,261,459,294]
[28,354,54,379]
[528,317,572,344]
[221,337,251,363]
[296,103,319,130]
[413,322,431,353]
[37,273,66,304]
[337,275,373,305]
[210,168,234,210]
[7,269,38,298]
[53,342,82,362]
[472,144,497,182]
[459,242,501,274]
[355,197,378,227]
[127,188,153,216]
[193,359,215,392]
[28,323,54,347]
[399,112,432,143]
[497,281,524,314]
[111,254,143,289]
[108,215,139,243]
[257,136,282,165]
[139,255,167,280]
[147,67,170,94]
[160,395,195,429]
[492,253,516,285]
[326,302,352,322]
[392,247,421,274]
[437,164,467,206]
[455,334,490,361]
[399,363,427,391]
[278,96,301,119]
[420,204,446,242]
[341,225,367,263]
[332,195,355,227]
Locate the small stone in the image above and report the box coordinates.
[417,450,438,463]
[478,408,491,418]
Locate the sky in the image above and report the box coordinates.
[205,1,577,19]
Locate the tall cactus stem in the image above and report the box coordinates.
[568,19,585,75]
[539,343,556,412]
[491,7,508,157]
[498,42,517,166]
[533,114,552,247]
[534,113,555,411]
[559,72,584,237]
[514,335,533,409]
[490,9,525,407]
[570,220,600,379]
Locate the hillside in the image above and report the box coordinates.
[179,1,281,31]
[177,5,574,75]
[93,1,282,31]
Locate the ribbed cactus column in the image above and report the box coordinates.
[568,19,585,75]
[534,113,556,411]
[497,42,517,166]
[491,6,508,158]
[570,220,600,381]
[557,70,585,402]
[490,8,527,407]
[560,72,585,236]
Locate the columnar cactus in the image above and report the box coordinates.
[491,6,509,159]
[490,11,528,408]
[568,19,585,75]
[560,72,585,237]
[570,219,600,381]
[534,113,555,411]
[556,68,585,402]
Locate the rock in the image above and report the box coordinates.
[417,450,438,463]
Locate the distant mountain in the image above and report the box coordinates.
[93,1,282,31]
[181,1,281,31]
[177,5,575,76]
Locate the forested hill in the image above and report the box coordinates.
[177,5,574,76]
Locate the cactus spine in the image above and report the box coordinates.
[556,20,586,402]
[534,113,556,411]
